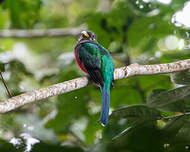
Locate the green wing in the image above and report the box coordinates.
[79,42,104,86]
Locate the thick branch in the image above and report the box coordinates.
[0,25,86,38]
[0,59,190,113]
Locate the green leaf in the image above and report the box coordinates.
[8,60,34,95]
[127,15,173,47]
[9,60,32,76]
[128,0,159,14]
[90,78,143,109]
[32,142,84,152]
[137,75,172,92]
[7,0,41,28]
[0,139,17,152]
[171,119,190,149]
[107,105,161,142]
[86,0,133,48]
[111,86,142,107]
[84,113,100,145]
[160,50,190,63]
[161,115,186,141]
[111,104,161,120]
[0,48,4,52]
[46,87,90,133]
[108,121,162,152]
[147,86,190,112]
[106,116,187,152]
[171,70,190,85]
[109,78,143,108]
[147,89,167,103]
[160,0,187,14]
[0,63,5,72]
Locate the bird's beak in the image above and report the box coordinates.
[81,31,89,38]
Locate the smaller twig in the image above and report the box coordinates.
[0,71,12,97]
[69,131,87,150]
[133,78,146,103]
[161,112,190,120]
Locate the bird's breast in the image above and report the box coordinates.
[74,44,87,73]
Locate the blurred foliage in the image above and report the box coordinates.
[3,0,41,28]
[0,0,190,152]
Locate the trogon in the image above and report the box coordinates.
[74,31,114,126]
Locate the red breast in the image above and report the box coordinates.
[74,44,87,73]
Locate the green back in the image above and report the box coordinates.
[79,42,114,89]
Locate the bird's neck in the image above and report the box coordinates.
[77,39,97,44]
[75,39,99,51]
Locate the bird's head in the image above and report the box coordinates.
[78,31,96,42]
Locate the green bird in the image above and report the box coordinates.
[74,31,114,126]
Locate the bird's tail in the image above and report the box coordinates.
[100,86,110,126]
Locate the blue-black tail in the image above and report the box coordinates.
[100,86,110,126]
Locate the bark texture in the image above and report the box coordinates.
[0,59,190,113]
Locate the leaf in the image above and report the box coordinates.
[128,0,159,14]
[7,0,41,28]
[171,70,190,85]
[171,119,190,148]
[90,78,143,109]
[9,60,32,76]
[137,75,172,92]
[86,0,133,48]
[111,104,161,120]
[110,86,142,108]
[147,86,190,111]
[84,113,100,145]
[147,89,168,107]
[160,50,190,63]
[107,105,161,141]
[0,63,5,72]
[106,116,187,152]
[46,86,91,133]
[8,59,34,95]
[161,115,186,141]
[108,121,163,152]
[127,15,173,47]
[160,0,187,14]
[32,142,84,152]
[46,70,91,133]
[0,139,17,152]
[0,48,4,52]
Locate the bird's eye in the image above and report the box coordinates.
[92,35,96,40]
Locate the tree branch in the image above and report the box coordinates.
[0,59,190,113]
[98,0,114,12]
[0,25,86,38]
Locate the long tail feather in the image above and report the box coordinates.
[100,86,110,126]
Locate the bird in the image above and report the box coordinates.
[74,31,114,126]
